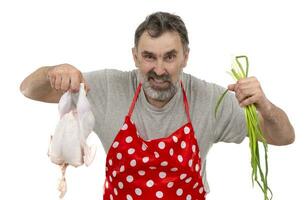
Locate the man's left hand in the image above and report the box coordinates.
[227,76,272,115]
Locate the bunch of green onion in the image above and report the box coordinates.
[215,55,273,200]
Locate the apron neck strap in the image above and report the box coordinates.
[128,80,191,123]
[180,80,191,123]
[128,82,142,118]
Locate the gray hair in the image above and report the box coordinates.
[134,12,189,51]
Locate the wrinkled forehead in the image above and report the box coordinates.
[137,31,183,56]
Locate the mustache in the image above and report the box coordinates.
[146,70,171,82]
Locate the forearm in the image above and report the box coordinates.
[20,66,54,101]
[259,101,295,146]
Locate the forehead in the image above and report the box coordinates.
[137,31,183,54]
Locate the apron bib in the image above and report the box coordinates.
[103,81,206,200]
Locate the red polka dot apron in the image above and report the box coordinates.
[103,81,206,200]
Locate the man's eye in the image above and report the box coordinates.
[165,54,176,61]
[144,55,153,58]
[144,55,154,60]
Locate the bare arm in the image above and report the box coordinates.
[258,101,295,146]
[19,63,90,103]
[228,76,295,146]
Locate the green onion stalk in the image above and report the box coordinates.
[215,55,273,200]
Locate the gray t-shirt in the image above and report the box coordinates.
[73,68,247,193]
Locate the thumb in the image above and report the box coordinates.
[228,83,236,91]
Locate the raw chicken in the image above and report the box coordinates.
[47,83,96,199]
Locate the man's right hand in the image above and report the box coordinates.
[20,63,90,103]
[47,63,90,93]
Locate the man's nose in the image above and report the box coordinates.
[153,60,166,76]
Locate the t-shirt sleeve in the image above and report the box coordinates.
[212,83,247,143]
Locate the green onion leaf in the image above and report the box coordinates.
[215,55,273,200]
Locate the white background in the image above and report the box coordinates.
[1,0,307,199]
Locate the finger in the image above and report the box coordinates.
[239,95,258,107]
[49,75,55,88]
[61,75,71,92]
[54,75,62,90]
[235,89,245,103]
[237,87,256,102]
[228,83,236,91]
[70,74,80,93]
[238,77,260,90]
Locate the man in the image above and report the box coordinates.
[20,12,294,198]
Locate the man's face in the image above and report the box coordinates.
[132,31,189,102]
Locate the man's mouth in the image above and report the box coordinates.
[148,77,170,89]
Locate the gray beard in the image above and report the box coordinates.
[137,70,181,102]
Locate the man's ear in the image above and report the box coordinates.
[132,47,139,67]
[182,47,190,68]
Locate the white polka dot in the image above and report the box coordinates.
[198,152,201,158]
[120,165,125,172]
[181,141,186,149]
[167,182,174,188]
[110,194,113,200]
[159,172,167,179]
[135,188,142,196]
[184,126,190,134]
[146,180,154,187]
[178,155,183,162]
[105,181,109,188]
[142,157,149,163]
[186,194,192,200]
[180,173,187,180]
[195,164,200,172]
[158,141,166,149]
[156,191,164,198]
[112,141,119,148]
[128,148,135,155]
[160,161,168,166]
[169,148,174,156]
[185,177,192,183]
[149,166,156,170]
[193,182,199,189]
[125,136,133,143]
[126,175,134,183]
[126,194,133,200]
[109,176,112,182]
[116,153,122,160]
[172,136,178,143]
[118,182,124,189]
[112,170,117,177]
[192,145,196,153]
[154,151,160,158]
[170,167,178,172]
[130,159,137,167]
[108,159,113,166]
[114,188,118,196]
[188,159,193,167]
[199,187,204,194]
[176,188,183,196]
[138,170,145,176]
[121,123,128,130]
[142,143,148,151]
